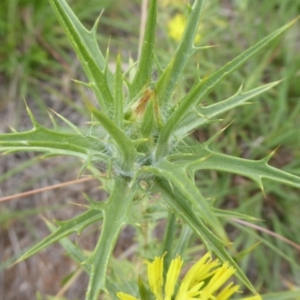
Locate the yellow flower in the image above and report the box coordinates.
[116,253,261,300]
[160,0,185,9]
[167,13,202,42]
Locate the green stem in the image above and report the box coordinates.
[160,212,176,271]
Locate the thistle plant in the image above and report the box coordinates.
[1,0,300,299]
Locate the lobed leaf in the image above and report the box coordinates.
[15,209,102,264]
[175,80,281,137]
[130,0,157,97]
[193,153,300,191]
[155,0,206,107]
[114,53,124,129]
[48,0,114,114]
[45,218,90,273]
[169,146,300,191]
[156,17,299,158]
[0,126,107,163]
[86,178,136,299]
[143,159,227,240]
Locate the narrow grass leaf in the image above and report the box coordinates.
[261,291,300,300]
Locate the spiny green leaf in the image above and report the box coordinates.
[175,80,281,137]
[155,0,206,106]
[155,178,256,293]
[156,17,299,158]
[188,148,300,191]
[48,108,82,134]
[0,126,107,162]
[48,0,113,114]
[15,209,102,264]
[91,108,137,172]
[114,53,124,129]
[143,159,227,240]
[44,218,89,273]
[130,0,157,97]
[86,178,135,299]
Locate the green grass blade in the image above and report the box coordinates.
[48,0,113,114]
[231,222,300,272]
[261,291,300,300]
[160,213,176,270]
[175,80,281,136]
[156,17,299,158]
[155,178,256,294]
[130,0,157,97]
[15,209,102,264]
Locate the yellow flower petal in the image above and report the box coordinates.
[201,262,236,297]
[165,256,184,300]
[146,256,164,300]
[167,13,186,42]
[117,253,261,300]
[216,282,240,300]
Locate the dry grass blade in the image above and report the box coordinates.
[231,218,300,251]
[0,177,95,203]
